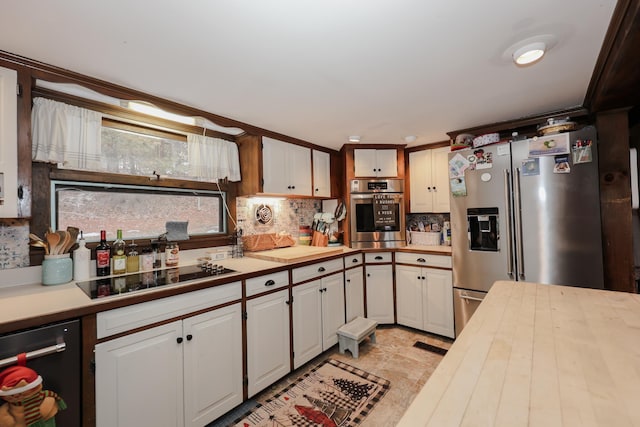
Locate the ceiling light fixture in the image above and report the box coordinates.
[348,135,361,143]
[513,42,546,65]
[404,135,417,144]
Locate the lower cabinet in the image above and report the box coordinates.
[365,264,394,323]
[95,303,243,427]
[246,288,291,397]
[345,266,365,322]
[396,265,454,338]
[292,272,345,369]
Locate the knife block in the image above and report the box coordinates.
[311,231,328,247]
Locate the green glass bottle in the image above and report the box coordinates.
[112,229,127,274]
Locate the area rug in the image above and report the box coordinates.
[232,359,390,427]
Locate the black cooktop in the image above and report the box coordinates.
[76,265,237,299]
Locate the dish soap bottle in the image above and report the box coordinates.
[73,231,91,281]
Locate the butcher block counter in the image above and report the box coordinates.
[397,280,640,426]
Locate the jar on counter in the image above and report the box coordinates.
[165,242,179,267]
[140,247,154,271]
[126,241,139,273]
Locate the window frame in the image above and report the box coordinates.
[28,90,240,264]
[50,180,228,242]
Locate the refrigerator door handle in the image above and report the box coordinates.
[504,169,514,278]
[513,167,525,280]
[460,294,484,303]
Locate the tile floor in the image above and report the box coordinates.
[253,325,453,426]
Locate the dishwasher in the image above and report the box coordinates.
[0,319,81,426]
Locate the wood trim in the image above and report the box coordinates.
[81,314,97,427]
[16,66,32,218]
[446,107,590,140]
[584,0,640,112]
[596,110,636,292]
[405,140,450,154]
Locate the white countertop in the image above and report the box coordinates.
[0,244,450,333]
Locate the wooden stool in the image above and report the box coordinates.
[337,316,377,359]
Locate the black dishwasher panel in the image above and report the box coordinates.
[0,319,81,427]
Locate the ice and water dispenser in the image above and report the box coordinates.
[467,208,499,251]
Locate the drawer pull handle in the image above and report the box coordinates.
[374,256,383,260]
[318,266,326,272]
[417,258,426,263]
[265,279,276,287]
[352,258,358,263]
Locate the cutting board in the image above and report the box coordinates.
[244,245,344,263]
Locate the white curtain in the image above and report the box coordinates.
[187,134,241,182]
[31,97,104,170]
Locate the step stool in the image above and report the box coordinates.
[337,316,377,359]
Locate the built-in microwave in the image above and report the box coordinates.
[349,179,406,248]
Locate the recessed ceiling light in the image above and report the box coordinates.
[513,42,546,65]
[404,135,417,143]
[348,135,361,143]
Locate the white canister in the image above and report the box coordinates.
[72,235,91,281]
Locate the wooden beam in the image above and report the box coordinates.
[596,110,636,292]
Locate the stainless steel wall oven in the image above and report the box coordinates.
[349,178,406,248]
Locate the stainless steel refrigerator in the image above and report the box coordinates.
[449,126,604,337]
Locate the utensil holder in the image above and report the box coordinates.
[42,253,73,285]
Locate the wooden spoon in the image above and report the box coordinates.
[29,233,44,243]
[58,230,71,254]
[45,232,60,255]
[65,227,79,253]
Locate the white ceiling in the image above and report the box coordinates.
[0,1,618,150]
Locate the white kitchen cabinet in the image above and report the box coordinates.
[262,136,312,195]
[292,272,345,369]
[246,288,291,397]
[354,148,398,177]
[95,303,243,427]
[0,66,18,217]
[345,266,365,322]
[365,264,394,323]
[395,265,454,338]
[409,146,450,213]
[312,149,331,197]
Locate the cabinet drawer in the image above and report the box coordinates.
[395,252,452,268]
[365,252,393,264]
[292,258,343,284]
[246,271,289,297]
[344,253,363,268]
[97,282,242,339]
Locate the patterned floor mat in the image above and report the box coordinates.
[232,359,390,427]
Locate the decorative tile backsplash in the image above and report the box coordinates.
[0,219,30,269]
[236,197,323,239]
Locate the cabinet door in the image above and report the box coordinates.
[409,150,433,213]
[246,289,291,397]
[365,264,394,323]
[395,265,424,330]
[313,149,331,197]
[345,266,365,322]
[353,149,378,177]
[424,268,455,338]
[321,272,346,350]
[95,321,184,427]
[183,304,243,427]
[375,149,398,177]
[431,146,451,212]
[262,137,290,194]
[292,280,323,369]
[0,66,18,218]
[289,142,312,195]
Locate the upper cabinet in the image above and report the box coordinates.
[237,135,334,198]
[312,149,331,198]
[0,66,18,218]
[354,149,398,177]
[408,146,450,213]
[262,137,312,196]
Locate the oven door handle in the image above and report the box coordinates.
[0,342,67,369]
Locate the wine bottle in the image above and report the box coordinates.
[95,230,111,276]
[112,229,127,275]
